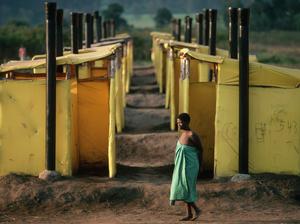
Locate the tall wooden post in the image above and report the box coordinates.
[94,11,102,42]
[85,13,92,48]
[71,12,79,54]
[171,18,177,39]
[45,2,56,171]
[229,7,238,59]
[56,9,63,73]
[71,12,79,79]
[238,8,250,174]
[90,15,94,44]
[78,13,83,49]
[195,13,204,45]
[209,9,217,56]
[184,16,192,43]
[175,19,181,41]
[110,19,115,37]
[203,8,209,46]
[103,20,108,38]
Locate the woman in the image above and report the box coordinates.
[170,113,202,221]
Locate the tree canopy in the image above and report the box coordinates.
[154,8,173,28]
[102,3,128,29]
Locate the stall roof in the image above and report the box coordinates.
[180,48,300,88]
[0,43,121,73]
[150,32,173,39]
[159,40,256,61]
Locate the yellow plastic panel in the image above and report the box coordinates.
[108,77,116,177]
[0,80,74,176]
[189,83,216,176]
[78,63,91,79]
[165,56,171,109]
[215,85,300,177]
[115,66,123,133]
[170,58,181,130]
[122,57,127,109]
[178,77,189,115]
[162,50,167,93]
[70,79,79,174]
[94,60,104,68]
[91,67,107,78]
[77,80,109,168]
[190,59,199,83]
[195,48,210,82]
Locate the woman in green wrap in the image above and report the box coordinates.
[170,113,202,221]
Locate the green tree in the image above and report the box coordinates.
[102,3,128,29]
[154,8,173,28]
[0,21,45,63]
[250,0,300,31]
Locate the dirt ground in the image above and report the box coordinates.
[0,66,300,223]
[0,171,300,223]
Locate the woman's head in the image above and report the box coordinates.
[177,113,191,130]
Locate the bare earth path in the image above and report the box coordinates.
[0,66,299,223]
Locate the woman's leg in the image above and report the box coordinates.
[190,202,201,220]
[180,203,193,221]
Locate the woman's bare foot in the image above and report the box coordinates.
[191,208,201,221]
[179,215,193,221]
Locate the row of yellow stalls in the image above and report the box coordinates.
[0,34,133,178]
[151,32,300,177]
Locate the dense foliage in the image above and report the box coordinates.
[154,8,173,28]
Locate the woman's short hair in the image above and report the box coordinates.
[177,113,190,124]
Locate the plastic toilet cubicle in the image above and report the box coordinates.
[0,43,127,178]
[177,48,300,177]
[152,32,300,177]
[150,32,174,94]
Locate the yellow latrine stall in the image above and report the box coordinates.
[150,32,173,93]
[115,33,134,94]
[33,38,129,134]
[161,40,257,131]
[177,48,300,177]
[91,34,133,131]
[0,43,123,178]
[93,33,134,95]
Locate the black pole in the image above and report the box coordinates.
[71,12,79,54]
[171,18,177,38]
[94,11,101,42]
[103,20,108,38]
[175,19,181,41]
[56,9,63,73]
[195,13,204,45]
[184,16,192,43]
[238,8,250,174]
[106,20,111,37]
[45,2,56,171]
[78,13,83,49]
[208,9,217,82]
[229,7,238,59]
[99,15,102,40]
[203,8,209,46]
[85,13,92,48]
[110,19,115,37]
[209,9,217,56]
[71,12,79,80]
[90,15,94,44]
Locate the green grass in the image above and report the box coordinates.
[250,31,300,68]
[124,13,198,28]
